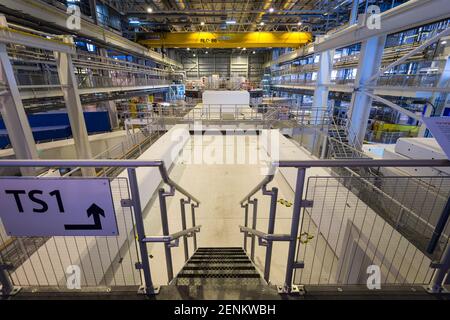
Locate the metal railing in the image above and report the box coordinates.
[239,159,450,293]
[120,104,333,130]
[1,158,450,296]
[0,160,201,296]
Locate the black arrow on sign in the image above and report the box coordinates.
[64,203,105,230]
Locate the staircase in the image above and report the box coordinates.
[328,127,357,159]
[174,247,264,287]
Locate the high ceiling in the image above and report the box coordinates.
[102,0,377,36]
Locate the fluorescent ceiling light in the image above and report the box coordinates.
[225,20,236,24]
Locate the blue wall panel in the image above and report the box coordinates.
[0,111,111,149]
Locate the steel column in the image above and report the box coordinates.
[284,168,307,291]
[264,187,278,282]
[0,16,38,176]
[312,47,334,125]
[54,36,94,176]
[158,188,174,282]
[347,35,386,148]
[127,168,158,295]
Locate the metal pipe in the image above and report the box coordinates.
[250,199,258,261]
[158,188,174,282]
[127,168,157,295]
[428,242,450,293]
[243,204,249,252]
[0,264,14,296]
[180,199,189,261]
[191,203,198,251]
[427,196,450,254]
[284,168,307,291]
[239,226,292,241]
[264,187,278,282]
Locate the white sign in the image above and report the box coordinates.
[0,178,118,236]
[422,116,450,159]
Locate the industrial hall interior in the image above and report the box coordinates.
[0,0,450,301]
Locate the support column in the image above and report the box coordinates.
[89,0,98,24]
[0,16,38,176]
[348,35,386,148]
[54,36,94,175]
[349,0,359,25]
[312,48,334,125]
[101,100,119,129]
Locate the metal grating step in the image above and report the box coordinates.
[177,272,261,278]
[190,256,250,260]
[174,247,263,287]
[185,260,253,264]
[182,266,256,271]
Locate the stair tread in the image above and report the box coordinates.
[175,247,262,286]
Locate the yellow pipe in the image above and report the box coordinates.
[140,31,312,48]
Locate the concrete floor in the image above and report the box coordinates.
[124,133,333,287]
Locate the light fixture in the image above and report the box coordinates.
[297,21,302,26]
[225,20,237,25]
[200,21,205,26]
[442,40,448,45]
[193,54,196,57]
[268,7,274,13]
[242,47,247,51]
[147,7,153,13]
[205,51,208,54]
[252,51,256,54]
[187,48,190,51]
[260,22,265,26]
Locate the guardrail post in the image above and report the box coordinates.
[127,168,158,295]
[427,242,450,293]
[283,167,307,293]
[250,199,258,262]
[191,203,198,251]
[0,263,19,297]
[180,199,189,262]
[264,187,278,283]
[243,204,249,252]
[158,188,174,282]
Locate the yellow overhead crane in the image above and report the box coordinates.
[139,32,312,48]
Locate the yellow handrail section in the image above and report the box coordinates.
[139,32,312,48]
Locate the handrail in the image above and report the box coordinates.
[239,226,291,242]
[239,158,450,204]
[240,166,276,205]
[0,159,201,205]
[142,225,202,244]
